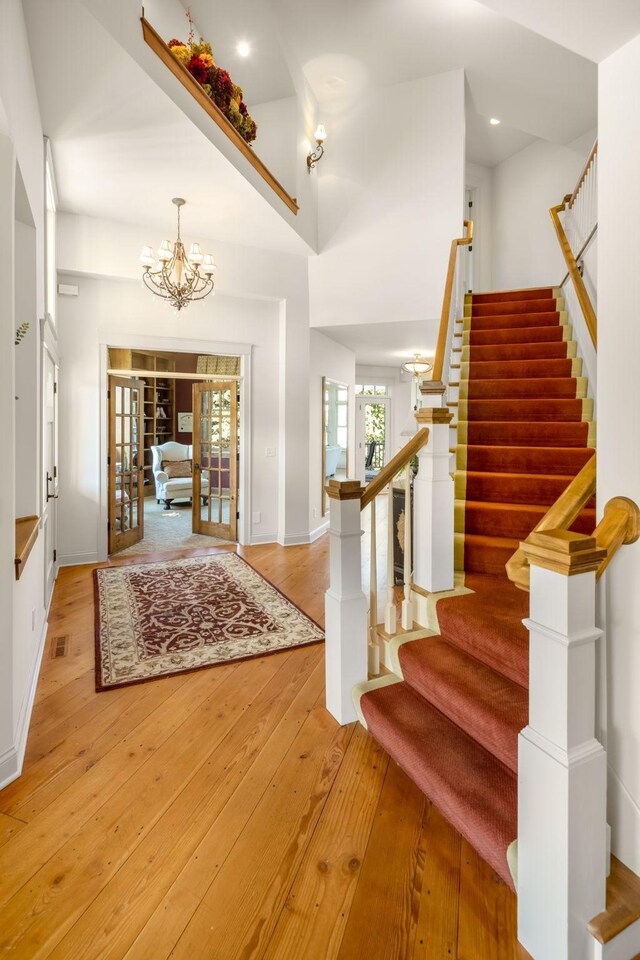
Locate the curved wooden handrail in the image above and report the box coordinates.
[432,220,473,383]
[594,497,640,580]
[550,201,597,348]
[361,428,429,509]
[506,454,596,590]
[569,140,598,209]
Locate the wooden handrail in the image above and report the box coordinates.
[550,201,597,347]
[569,140,598,209]
[361,428,429,509]
[141,17,299,216]
[594,497,640,580]
[432,220,473,383]
[506,454,596,590]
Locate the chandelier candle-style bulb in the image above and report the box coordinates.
[314,124,327,143]
[140,199,216,311]
[158,240,173,261]
[140,245,155,267]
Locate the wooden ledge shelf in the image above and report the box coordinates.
[141,17,299,216]
[15,516,39,581]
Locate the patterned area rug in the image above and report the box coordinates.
[94,553,324,690]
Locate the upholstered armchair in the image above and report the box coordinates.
[151,441,209,510]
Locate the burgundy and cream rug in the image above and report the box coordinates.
[94,553,324,691]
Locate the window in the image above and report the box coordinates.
[355,384,388,396]
[45,139,57,326]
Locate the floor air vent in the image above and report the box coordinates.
[50,635,70,660]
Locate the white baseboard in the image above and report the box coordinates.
[309,520,329,542]
[278,528,327,546]
[248,532,278,545]
[0,617,48,791]
[58,551,100,567]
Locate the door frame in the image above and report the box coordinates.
[41,317,59,608]
[355,395,391,484]
[98,334,253,560]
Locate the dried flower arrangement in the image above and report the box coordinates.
[168,10,257,144]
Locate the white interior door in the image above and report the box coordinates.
[42,340,59,606]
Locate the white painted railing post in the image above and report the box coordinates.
[324,479,368,725]
[518,530,607,960]
[412,406,455,594]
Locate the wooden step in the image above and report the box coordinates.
[588,856,640,946]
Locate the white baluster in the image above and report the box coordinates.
[368,498,380,675]
[401,466,413,630]
[384,482,397,635]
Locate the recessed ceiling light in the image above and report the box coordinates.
[237,40,251,57]
[489,117,501,125]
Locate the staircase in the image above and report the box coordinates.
[355,285,596,890]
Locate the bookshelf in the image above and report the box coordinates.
[108,349,176,496]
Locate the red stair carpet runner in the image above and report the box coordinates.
[358,286,596,889]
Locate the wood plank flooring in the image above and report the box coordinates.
[0,539,528,958]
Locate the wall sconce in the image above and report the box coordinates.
[307,124,327,172]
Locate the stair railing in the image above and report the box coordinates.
[324,403,456,724]
[430,219,473,397]
[550,142,598,348]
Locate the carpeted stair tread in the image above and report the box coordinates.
[468,312,562,331]
[462,340,572,366]
[460,421,591,447]
[436,574,529,687]
[471,287,554,304]
[460,534,520,579]
[471,298,559,317]
[460,470,593,505]
[397,636,527,774]
[461,398,587,422]
[468,325,566,345]
[458,444,595,475]
[460,500,595,539]
[465,377,582,400]
[359,681,517,888]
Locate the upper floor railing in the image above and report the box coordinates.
[550,142,598,348]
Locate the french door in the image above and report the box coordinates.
[108,376,145,554]
[192,381,238,541]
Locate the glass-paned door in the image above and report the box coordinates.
[356,397,390,483]
[108,376,144,554]
[192,381,238,540]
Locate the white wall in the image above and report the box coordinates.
[249,97,297,198]
[598,30,640,876]
[491,139,587,290]
[309,69,465,328]
[0,0,48,789]
[308,330,356,533]
[465,161,493,292]
[56,277,281,560]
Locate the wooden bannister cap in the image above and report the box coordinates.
[521,529,606,577]
[325,479,365,501]
[420,380,447,396]
[415,407,453,425]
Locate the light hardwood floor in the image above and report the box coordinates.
[0,539,528,959]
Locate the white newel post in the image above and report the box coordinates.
[412,406,455,594]
[518,530,608,960]
[325,479,368,726]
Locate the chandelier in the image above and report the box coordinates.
[140,198,216,311]
[402,353,433,379]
